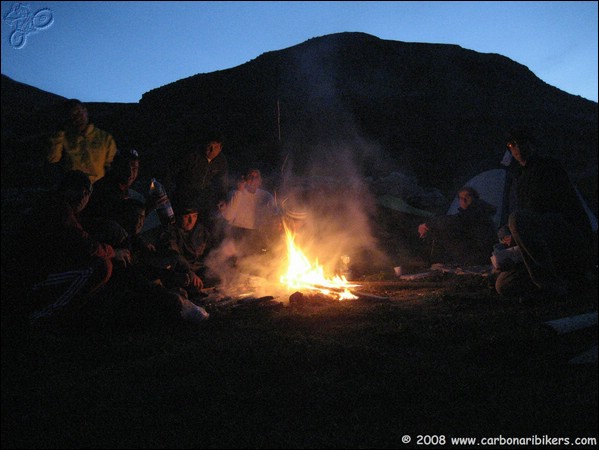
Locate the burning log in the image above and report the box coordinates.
[279,222,358,300]
[234,296,283,310]
[289,291,304,305]
[237,295,275,305]
[288,289,386,305]
[289,291,339,306]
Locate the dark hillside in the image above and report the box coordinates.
[2,32,597,209]
[139,32,597,196]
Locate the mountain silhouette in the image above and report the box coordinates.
[2,32,597,209]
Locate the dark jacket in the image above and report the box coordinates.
[157,221,210,273]
[427,198,497,265]
[29,198,115,283]
[514,155,592,243]
[82,172,129,222]
[170,151,228,215]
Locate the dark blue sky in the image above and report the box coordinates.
[2,1,597,103]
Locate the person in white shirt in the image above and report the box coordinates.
[221,168,278,256]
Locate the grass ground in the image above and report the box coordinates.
[2,189,597,448]
[2,273,597,449]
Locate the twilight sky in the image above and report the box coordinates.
[1,1,597,103]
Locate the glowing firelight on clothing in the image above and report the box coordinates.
[279,224,358,300]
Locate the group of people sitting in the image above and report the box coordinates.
[22,163,199,328]
[416,127,595,302]
[24,164,282,329]
[14,98,596,330]
[17,99,286,329]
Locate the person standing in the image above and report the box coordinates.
[47,99,118,184]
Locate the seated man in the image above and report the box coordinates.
[221,168,279,257]
[105,198,209,326]
[82,148,153,247]
[417,186,497,266]
[156,204,210,294]
[23,170,130,325]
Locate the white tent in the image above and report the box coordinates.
[447,167,598,232]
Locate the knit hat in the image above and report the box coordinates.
[176,201,199,216]
[113,148,140,166]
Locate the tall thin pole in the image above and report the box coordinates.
[277,98,281,143]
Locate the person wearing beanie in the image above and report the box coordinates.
[495,127,594,300]
[155,203,210,294]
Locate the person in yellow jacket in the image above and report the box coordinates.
[48,99,117,184]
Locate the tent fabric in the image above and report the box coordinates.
[376,194,436,218]
[576,188,598,232]
[447,168,598,232]
[447,169,507,228]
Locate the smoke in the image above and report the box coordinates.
[202,136,391,299]
[202,36,394,297]
[281,139,390,270]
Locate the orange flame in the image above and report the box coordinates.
[279,224,358,300]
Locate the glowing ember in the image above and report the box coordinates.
[279,224,359,300]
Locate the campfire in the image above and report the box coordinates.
[203,185,394,306]
[279,223,359,301]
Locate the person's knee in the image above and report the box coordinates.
[92,257,112,284]
[495,271,517,297]
[495,276,508,296]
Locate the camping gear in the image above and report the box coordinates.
[376,194,436,218]
[447,168,511,228]
[446,168,597,231]
[491,245,522,270]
